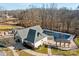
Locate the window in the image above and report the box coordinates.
[16,39,21,42]
[37,32,40,37]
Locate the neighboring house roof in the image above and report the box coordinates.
[15,25,45,44]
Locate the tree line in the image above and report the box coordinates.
[0,4,79,35]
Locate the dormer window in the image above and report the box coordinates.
[37,32,40,37]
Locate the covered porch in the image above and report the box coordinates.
[44,37,72,50]
[55,41,70,48]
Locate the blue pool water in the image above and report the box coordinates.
[43,30,70,40]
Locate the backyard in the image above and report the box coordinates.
[50,36,79,56]
[34,45,48,54]
[74,37,79,47]
[51,48,79,56]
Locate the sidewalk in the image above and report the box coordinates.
[70,40,78,50]
[48,46,52,56]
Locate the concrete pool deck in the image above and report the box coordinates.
[46,39,78,50]
[70,40,78,50]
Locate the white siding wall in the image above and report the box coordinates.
[34,37,47,48]
[5,32,9,35]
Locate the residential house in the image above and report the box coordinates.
[14,25,48,49]
[14,25,75,50]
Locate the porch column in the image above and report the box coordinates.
[56,42,57,47]
[68,42,70,48]
[60,41,61,47]
[64,42,65,47]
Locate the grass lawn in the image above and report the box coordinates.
[51,48,79,56]
[74,38,79,47]
[0,48,14,56]
[0,18,17,21]
[0,25,16,30]
[34,45,48,54]
[6,18,17,20]
[16,50,33,56]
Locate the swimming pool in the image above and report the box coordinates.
[43,30,71,40]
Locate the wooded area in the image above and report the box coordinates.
[0,4,79,35]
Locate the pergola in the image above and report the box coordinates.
[44,36,71,48]
[55,39,70,48]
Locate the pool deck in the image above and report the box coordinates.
[46,39,78,50]
[43,29,78,50]
[70,40,78,50]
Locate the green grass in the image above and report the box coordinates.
[75,38,79,47]
[0,18,17,20]
[51,48,79,56]
[0,25,16,30]
[35,45,48,54]
[16,50,33,56]
[6,18,17,20]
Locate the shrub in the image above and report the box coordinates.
[75,38,79,47]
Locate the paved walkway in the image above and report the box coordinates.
[48,46,52,56]
[70,40,78,50]
[8,47,18,56]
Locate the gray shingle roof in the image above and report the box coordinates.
[15,25,45,44]
[25,29,36,43]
